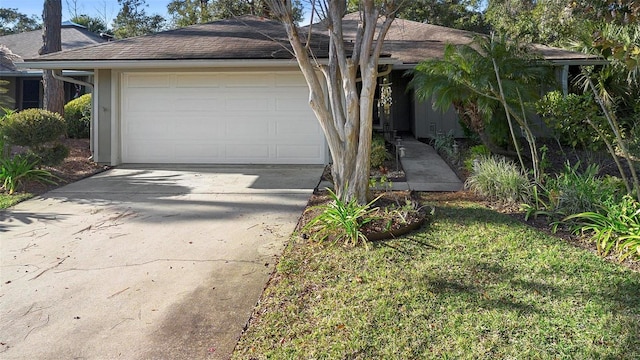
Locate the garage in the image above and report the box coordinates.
[120,71,326,164]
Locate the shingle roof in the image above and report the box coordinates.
[25,16,333,62]
[0,23,106,59]
[312,13,599,65]
[19,14,599,66]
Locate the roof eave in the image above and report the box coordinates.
[18,57,399,71]
[17,58,308,70]
[393,57,609,70]
[546,58,609,66]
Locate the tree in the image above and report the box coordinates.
[266,0,400,204]
[113,0,166,38]
[0,8,41,35]
[70,14,109,34]
[411,35,553,182]
[40,0,65,116]
[167,0,214,27]
[395,0,488,33]
[167,0,303,27]
[485,0,578,46]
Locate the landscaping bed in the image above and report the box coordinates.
[1,138,106,207]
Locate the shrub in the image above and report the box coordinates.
[464,144,491,171]
[370,134,389,169]
[546,163,624,215]
[2,109,69,166]
[523,162,625,220]
[536,91,610,150]
[2,108,66,147]
[34,143,70,167]
[0,154,58,194]
[64,94,91,139]
[465,156,531,204]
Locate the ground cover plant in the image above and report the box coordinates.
[233,199,640,359]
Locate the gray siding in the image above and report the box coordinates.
[413,95,462,139]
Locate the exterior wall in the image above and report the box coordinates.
[95,69,112,164]
[413,94,463,139]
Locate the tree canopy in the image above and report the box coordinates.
[395,0,488,33]
[112,0,167,38]
[0,8,41,35]
[167,0,303,28]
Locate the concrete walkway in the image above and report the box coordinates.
[399,138,463,192]
[317,137,463,192]
[0,165,322,360]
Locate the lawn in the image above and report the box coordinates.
[233,199,640,359]
[0,193,32,209]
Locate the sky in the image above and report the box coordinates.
[1,0,171,25]
[1,0,314,27]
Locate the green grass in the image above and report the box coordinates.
[232,200,640,359]
[0,192,32,209]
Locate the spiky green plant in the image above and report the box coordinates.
[0,155,58,194]
[562,195,640,261]
[302,188,380,248]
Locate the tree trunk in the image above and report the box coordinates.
[40,0,64,115]
[268,0,397,204]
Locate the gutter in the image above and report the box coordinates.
[16,57,400,71]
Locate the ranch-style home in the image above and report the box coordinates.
[18,15,602,166]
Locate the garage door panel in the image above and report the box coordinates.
[225,74,271,87]
[225,144,270,160]
[122,72,325,164]
[275,120,319,136]
[126,74,171,88]
[174,98,220,112]
[174,143,220,160]
[176,74,221,87]
[225,98,269,112]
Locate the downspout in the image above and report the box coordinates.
[52,71,95,158]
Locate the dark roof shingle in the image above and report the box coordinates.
[0,24,106,59]
[26,16,332,62]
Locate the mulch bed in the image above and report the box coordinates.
[298,189,430,243]
[5,138,108,196]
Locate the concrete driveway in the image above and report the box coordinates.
[0,165,322,360]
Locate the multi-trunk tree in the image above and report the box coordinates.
[267,0,400,204]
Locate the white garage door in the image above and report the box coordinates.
[121,72,325,164]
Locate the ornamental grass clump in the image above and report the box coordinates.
[465,155,531,204]
[302,188,379,248]
[562,195,640,261]
[0,154,58,194]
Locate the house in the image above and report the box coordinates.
[18,15,601,166]
[325,13,605,139]
[0,21,107,110]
